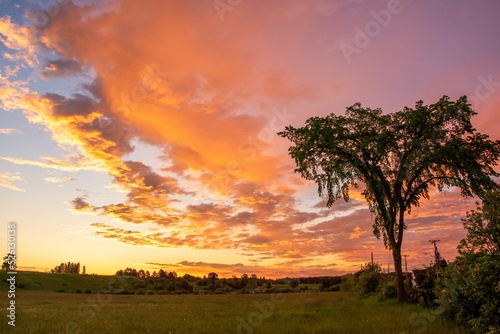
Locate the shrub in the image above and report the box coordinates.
[378,281,397,300]
[438,255,500,333]
[340,274,355,293]
[341,263,384,296]
[437,191,500,334]
[355,269,382,295]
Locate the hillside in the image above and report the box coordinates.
[0,271,134,294]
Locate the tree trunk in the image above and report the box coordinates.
[392,246,407,302]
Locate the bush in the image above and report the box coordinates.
[340,274,355,293]
[341,263,384,296]
[378,281,397,300]
[438,255,500,333]
[437,191,500,334]
[355,270,382,295]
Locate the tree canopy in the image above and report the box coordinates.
[278,95,500,302]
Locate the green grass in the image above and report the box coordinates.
[0,289,466,333]
[0,270,134,294]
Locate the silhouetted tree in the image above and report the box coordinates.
[51,261,81,274]
[279,96,500,302]
[2,253,14,271]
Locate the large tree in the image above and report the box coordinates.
[278,95,500,302]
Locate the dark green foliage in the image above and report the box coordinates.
[340,274,354,293]
[405,262,447,308]
[176,278,194,293]
[438,191,500,334]
[379,281,398,300]
[279,95,500,302]
[341,263,384,296]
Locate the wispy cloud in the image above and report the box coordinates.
[0,128,21,135]
[43,176,75,184]
[1,156,104,172]
[0,171,25,191]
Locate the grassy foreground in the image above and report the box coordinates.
[0,289,466,334]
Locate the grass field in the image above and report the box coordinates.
[0,272,466,333]
[1,291,466,333]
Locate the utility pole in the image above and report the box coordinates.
[429,240,441,265]
[403,255,409,280]
[429,239,442,278]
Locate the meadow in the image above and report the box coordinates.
[0,272,466,334]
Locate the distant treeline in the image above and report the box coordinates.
[114,267,343,294]
[51,262,80,274]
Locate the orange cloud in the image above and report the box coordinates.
[0,15,37,66]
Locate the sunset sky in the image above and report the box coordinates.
[1,0,499,278]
